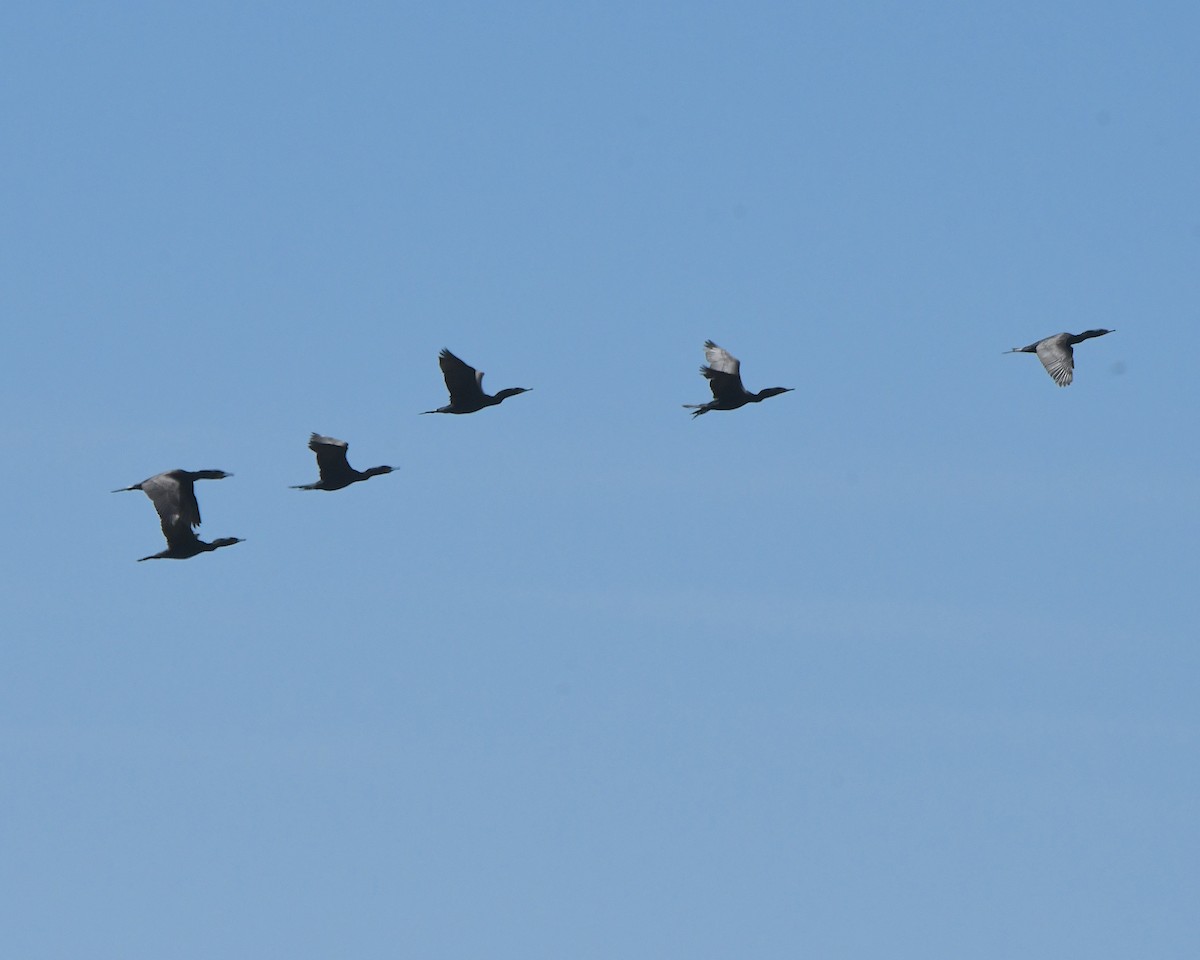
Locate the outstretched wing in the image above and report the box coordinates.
[703,340,740,377]
[308,433,355,483]
[439,349,486,405]
[701,341,746,400]
[141,472,201,534]
[161,521,203,552]
[1035,336,1074,387]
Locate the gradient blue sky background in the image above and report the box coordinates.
[3,2,1199,956]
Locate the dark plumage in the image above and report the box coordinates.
[422,349,531,415]
[1006,329,1115,387]
[112,469,243,562]
[683,340,793,418]
[291,433,395,491]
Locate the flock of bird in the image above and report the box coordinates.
[115,332,1115,561]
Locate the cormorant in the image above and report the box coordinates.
[422,349,531,414]
[291,433,395,491]
[113,469,242,561]
[683,340,793,418]
[1006,329,1115,387]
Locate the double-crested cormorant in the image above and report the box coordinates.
[113,469,243,561]
[683,340,793,418]
[1006,329,1115,387]
[422,349,531,414]
[291,433,395,491]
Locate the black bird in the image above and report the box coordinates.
[113,469,242,562]
[683,340,793,418]
[1006,329,1115,387]
[422,348,531,414]
[291,433,395,491]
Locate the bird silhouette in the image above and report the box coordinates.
[422,349,531,414]
[291,433,395,491]
[1006,329,1115,386]
[683,340,793,418]
[113,469,242,561]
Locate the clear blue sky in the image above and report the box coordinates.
[3,2,1198,956]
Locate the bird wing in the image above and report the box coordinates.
[162,520,202,551]
[703,341,741,378]
[309,434,354,481]
[701,365,745,401]
[439,349,485,404]
[701,342,747,400]
[140,472,201,533]
[1035,336,1074,387]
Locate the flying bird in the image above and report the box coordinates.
[113,469,242,561]
[422,349,531,414]
[683,340,793,418]
[291,433,395,491]
[1006,329,1115,387]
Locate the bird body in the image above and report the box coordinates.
[137,531,244,562]
[1007,329,1114,386]
[423,349,530,414]
[113,469,242,561]
[292,433,395,491]
[683,340,793,417]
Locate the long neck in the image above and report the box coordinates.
[206,538,242,551]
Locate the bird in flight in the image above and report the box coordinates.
[1006,329,1115,387]
[291,433,395,491]
[683,340,793,418]
[113,469,242,561]
[422,349,531,414]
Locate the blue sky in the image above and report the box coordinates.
[3,2,1199,956]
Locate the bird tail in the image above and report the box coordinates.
[682,404,709,418]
